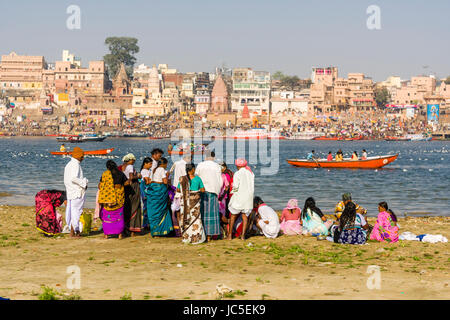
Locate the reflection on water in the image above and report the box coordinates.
[0,137,449,217]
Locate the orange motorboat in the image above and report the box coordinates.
[286,154,398,169]
[50,148,115,156]
[313,136,340,141]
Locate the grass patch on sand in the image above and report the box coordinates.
[38,286,81,300]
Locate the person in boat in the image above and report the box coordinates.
[177,163,206,244]
[307,150,317,160]
[35,189,66,236]
[60,144,67,152]
[196,151,223,241]
[326,151,333,161]
[227,158,255,240]
[334,193,367,220]
[167,143,173,153]
[335,202,369,245]
[351,151,358,160]
[370,202,399,243]
[218,161,234,236]
[143,157,174,237]
[253,196,280,239]
[301,197,332,236]
[279,199,302,235]
[361,149,368,160]
[98,160,129,240]
[121,153,142,236]
[64,147,88,238]
[140,157,153,230]
[335,149,344,161]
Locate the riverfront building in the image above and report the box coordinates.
[231,68,271,115]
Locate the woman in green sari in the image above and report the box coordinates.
[143,157,173,236]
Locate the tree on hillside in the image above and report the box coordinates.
[445,76,450,85]
[104,37,139,79]
[374,87,391,108]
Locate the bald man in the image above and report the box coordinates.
[64,147,88,237]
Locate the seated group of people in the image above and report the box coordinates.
[275,192,399,244]
[308,149,368,161]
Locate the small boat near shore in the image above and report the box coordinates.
[50,148,115,156]
[168,150,205,156]
[384,136,410,141]
[56,134,107,142]
[286,154,398,169]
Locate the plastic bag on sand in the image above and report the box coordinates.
[399,232,420,241]
[399,231,448,243]
[422,234,448,243]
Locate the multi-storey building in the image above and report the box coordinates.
[347,73,375,111]
[270,89,309,115]
[393,76,436,106]
[194,72,211,114]
[231,68,271,115]
[42,51,108,96]
[0,52,46,90]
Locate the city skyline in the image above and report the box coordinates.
[0,0,449,81]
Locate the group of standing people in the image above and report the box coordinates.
[34,146,399,246]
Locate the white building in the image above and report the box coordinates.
[270,90,309,115]
[62,50,81,67]
[231,68,270,115]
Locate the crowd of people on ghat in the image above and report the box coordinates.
[34,146,400,245]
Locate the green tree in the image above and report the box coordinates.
[103,37,139,79]
[445,76,450,85]
[280,75,300,90]
[374,87,391,108]
[272,71,284,80]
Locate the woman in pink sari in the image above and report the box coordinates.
[370,201,399,243]
[218,162,233,222]
[280,199,302,235]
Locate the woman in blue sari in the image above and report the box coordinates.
[144,157,173,236]
[140,157,153,230]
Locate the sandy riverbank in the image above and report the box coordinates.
[0,205,448,300]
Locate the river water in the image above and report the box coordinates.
[0,137,449,217]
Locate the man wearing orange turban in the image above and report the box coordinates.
[64,146,88,237]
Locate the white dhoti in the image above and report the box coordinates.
[257,220,280,238]
[65,196,85,232]
[229,206,252,216]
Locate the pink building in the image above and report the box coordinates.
[43,60,107,95]
[0,52,46,90]
[210,74,229,113]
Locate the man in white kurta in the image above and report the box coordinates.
[228,158,254,240]
[64,147,88,237]
[195,153,222,239]
[170,154,190,188]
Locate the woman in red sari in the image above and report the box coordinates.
[35,190,66,236]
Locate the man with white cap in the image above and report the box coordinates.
[228,158,254,240]
[64,147,88,237]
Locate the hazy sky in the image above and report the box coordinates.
[1,0,449,81]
